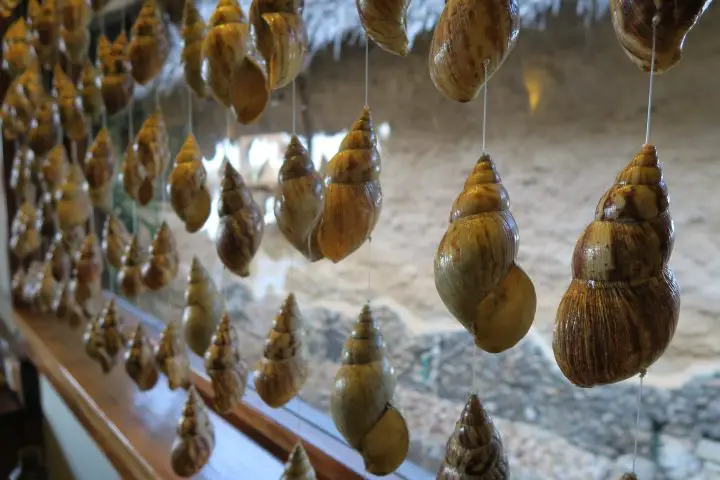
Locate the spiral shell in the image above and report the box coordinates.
[0,0,20,18]
[29,0,59,69]
[129,0,170,85]
[122,143,144,204]
[41,144,70,194]
[619,474,638,480]
[429,0,519,103]
[102,214,131,270]
[99,33,134,116]
[80,60,105,120]
[155,320,191,390]
[118,235,146,298]
[36,192,57,241]
[609,0,712,73]
[10,145,34,200]
[45,234,73,281]
[182,0,207,97]
[53,281,86,328]
[12,268,28,307]
[330,304,409,475]
[60,23,90,64]
[53,65,87,142]
[169,133,211,233]
[55,162,91,235]
[170,386,215,477]
[130,110,170,205]
[274,135,323,261]
[70,233,104,318]
[85,128,115,209]
[249,0,307,89]
[84,297,126,373]
[141,221,179,291]
[125,324,159,391]
[281,443,316,480]
[553,144,679,388]
[317,106,381,263]
[434,154,536,353]
[204,311,248,413]
[61,0,91,32]
[437,393,509,480]
[35,261,59,313]
[183,256,225,356]
[10,198,41,261]
[3,18,35,78]
[356,0,410,56]
[215,161,264,277]
[2,62,43,140]
[253,293,308,408]
[29,95,58,157]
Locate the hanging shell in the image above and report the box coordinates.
[85,128,115,209]
[118,235,146,298]
[248,0,308,89]
[132,110,171,205]
[40,144,70,194]
[84,298,126,372]
[182,256,225,356]
[1,63,43,140]
[70,233,104,318]
[169,133,211,233]
[10,145,34,200]
[12,268,28,307]
[125,324,160,391]
[10,198,41,261]
[141,221,179,290]
[281,443,317,480]
[121,143,144,203]
[36,192,57,241]
[434,154,536,353]
[429,0,519,103]
[204,312,248,413]
[61,0,92,32]
[253,293,308,408]
[20,262,44,310]
[553,144,679,388]
[215,161,264,277]
[53,281,86,328]
[35,261,59,313]
[619,474,638,480]
[55,162,91,235]
[53,65,87,142]
[182,0,208,97]
[29,0,59,69]
[330,304,409,475]
[2,18,35,77]
[79,60,105,120]
[436,393,509,480]
[155,320,191,390]
[45,234,73,281]
[60,24,90,64]
[129,0,170,85]
[0,0,19,18]
[317,106,381,263]
[609,0,712,73]
[356,0,410,56]
[274,135,323,262]
[28,96,58,157]
[102,214,131,270]
[99,33,135,116]
[170,386,215,477]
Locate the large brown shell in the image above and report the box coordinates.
[52,65,87,142]
[118,235,146,298]
[55,162,91,235]
[170,386,215,477]
[125,324,160,391]
[84,297,126,373]
[141,221,179,290]
[434,154,536,353]
[274,135,323,262]
[204,312,248,413]
[102,214,131,270]
[182,0,208,97]
[182,256,225,356]
[281,443,317,480]
[99,33,135,116]
[429,0,519,103]
[85,128,115,209]
[28,95,58,157]
[2,18,35,78]
[79,60,105,120]
[253,293,308,408]
[215,161,264,277]
[436,393,509,480]
[155,320,191,390]
[29,0,59,69]
[129,0,170,85]
[169,133,211,233]
[609,0,712,73]
[553,144,679,387]
[356,0,410,56]
[10,198,41,261]
[317,106,381,263]
[330,304,409,475]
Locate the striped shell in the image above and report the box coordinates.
[155,320,191,390]
[141,221,179,291]
[204,312,248,413]
[125,324,160,391]
[129,0,170,84]
[171,386,215,477]
[183,256,225,356]
[118,235,146,298]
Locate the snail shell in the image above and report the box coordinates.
[35,262,59,313]
[169,133,211,233]
[0,0,20,18]
[52,65,87,142]
[12,268,28,307]
[274,135,323,262]
[3,18,35,78]
[428,0,519,103]
[61,0,92,32]
[60,24,90,64]
[434,154,536,353]
[609,0,712,73]
[182,0,208,98]
[330,303,409,475]
[436,393,509,480]
[80,60,105,120]
[36,193,57,241]
[102,214,131,270]
[10,145,33,200]
[248,0,308,89]
[281,443,317,480]
[118,235,147,298]
[155,320,191,390]
[122,143,145,204]
[45,234,73,281]
[317,106,381,263]
[70,233,104,318]
[129,0,170,85]
[53,281,86,328]
[55,162,91,235]
[99,33,135,116]
[619,474,638,480]
[141,221,179,291]
[10,198,41,261]
[356,0,411,56]
[2,63,43,140]
[29,0,59,69]
[84,298,126,373]
[215,161,264,277]
[204,311,248,413]
[170,386,215,477]
[85,128,115,209]
[41,144,70,194]
[553,144,679,388]
[253,293,308,408]
[28,95,58,157]
[133,110,171,205]
[182,256,225,356]
[125,324,160,391]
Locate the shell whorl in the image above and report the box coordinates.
[100,32,134,115]
[118,235,146,298]
[85,298,125,373]
[183,256,225,356]
[55,163,91,236]
[125,324,160,391]
[182,0,207,97]
[204,311,248,413]
[3,18,35,77]
[52,65,87,142]
[85,128,114,209]
[141,221,179,291]
[356,0,410,57]
[169,133,211,233]
[155,320,191,390]
[45,235,73,281]
[80,60,105,120]
[170,387,215,477]
[102,214,131,270]
[129,0,170,85]
[35,262,59,313]
[29,95,57,157]
[281,443,317,480]
[619,474,638,480]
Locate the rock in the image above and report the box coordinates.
[697,439,720,465]
[659,435,703,478]
[610,455,658,480]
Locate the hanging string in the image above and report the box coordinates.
[632,371,646,473]
[291,79,297,136]
[187,85,193,135]
[364,39,369,107]
[645,17,658,145]
[482,60,489,154]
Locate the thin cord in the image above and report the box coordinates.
[645,18,658,145]
[364,39,369,107]
[632,371,646,473]
[128,96,137,235]
[291,79,297,136]
[188,85,193,135]
[482,60,489,154]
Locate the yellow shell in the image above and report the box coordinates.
[35,261,59,313]
[280,443,317,480]
[253,293,308,408]
[29,0,59,69]
[169,133,211,233]
[356,0,411,56]
[2,62,43,140]
[274,135,323,262]
[204,311,248,413]
[10,198,41,260]
[85,128,115,210]
[132,110,171,205]
[141,221,179,291]
[429,0,519,102]
[79,60,105,120]
[9,145,33,200]
[155,320,191,390]
[84,297,126,373]
[118,235,146,298]
[2,18,35,78]
[53,64,87,142]
[102,214,131,270]
[215,161,264,277]
[330,304,409,475]
[125,324,160,391]
[0,0,20,18]
[99,32,134,116]
[41,144,70,194]
[55,162,91,235]
[182,0,208,97]
[129,0,170,85]
[183,256,225,356]
[437,393,509,479]
[60,23,90,63]
[170,386,215,477]
[317,106,381,263]
[434,154,536,353]
[61,0,92,31]
[70,233,104,318]
[28,95,58,157]
[553,144,679,387]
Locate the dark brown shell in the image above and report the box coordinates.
[141,221,179,291]
[99,33,134,116]
[170,387,215,477]
[356,0,410,56]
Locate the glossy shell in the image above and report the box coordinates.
[102,214,131,270]
[182,0,208,97]
[141,221,179,290]
[183,256,225,356]
[204,312,248,413]
[129,0,170,85]
[99,33,134,116]
[281,443,317,480]
[125,324,160,391]
[155,320,191,390]
[170,386,215,477]
[356,0,411,56]
[85,128,115,209]
[169,133,211,233]
[118,235,146,298]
